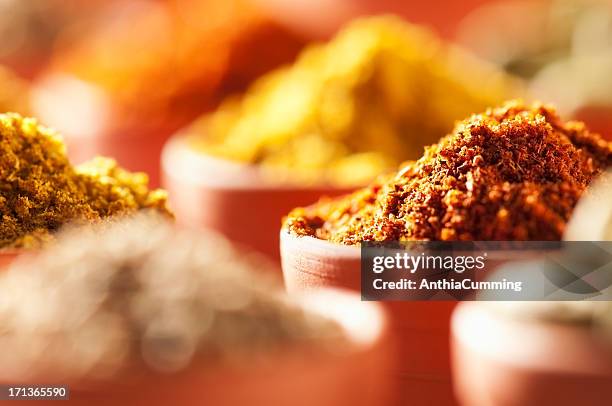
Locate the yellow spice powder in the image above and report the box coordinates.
[0,113,171,248]
[188,16,521,186]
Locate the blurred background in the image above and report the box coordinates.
[1,0,610,138]
[2,0,610,259]
[0,3,610,405]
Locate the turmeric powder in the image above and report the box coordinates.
[0,113,171,248]
[189,17,520,186]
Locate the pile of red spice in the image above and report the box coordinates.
[285,101,612,242]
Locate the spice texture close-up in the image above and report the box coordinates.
[285,101,612,242]
[0,113,170,248]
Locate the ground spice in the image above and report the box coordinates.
[285,101,612,242]
[49,0,303,132]
[189,16,519,186]
[0,216,344,379]
[0,113,171,248]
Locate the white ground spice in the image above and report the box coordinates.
[0,215,344,381]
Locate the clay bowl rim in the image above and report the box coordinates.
[452,301,612,375]
[279,230,560,262]
[0,249,26,257]
[280,229,361,260]
[0,249,29,266]
[294,286,388,347]
[161,132,360,192]
[0,286,389,386]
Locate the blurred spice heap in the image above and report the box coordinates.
[485,301,612,327]
[0,0,118,78]
[46,0,303,133]
[189,16,519,187]
[458,0,612,79]
[457,0,612,137]
[0,216,344,379]
[285,101,612,242]
[0,113,171,248]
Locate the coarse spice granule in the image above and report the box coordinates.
[0,113,171,248]
[284,101,612,243]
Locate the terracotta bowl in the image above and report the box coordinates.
[161,135,354,262]
[452,302,612,406]
[280,232,555,404]
[32,73,182,187]
[280,231,458,405]
[0,288,395,406]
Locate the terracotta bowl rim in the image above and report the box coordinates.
[452,302,612,375]
[32,72,184,140]
[295,287,388,347]
[279,230,558,260]
[280,229,361,259]
[162,133,360,192]
[32,72,115,140]
[0,249,26,256]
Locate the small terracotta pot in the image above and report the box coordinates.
[32,73,184,187]
[161,135,353,261]
[280,231,457,404]
[0,288,395,406]
[452,302,612,406]
[281,232,555,404]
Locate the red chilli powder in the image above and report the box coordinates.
[284,101,612,243]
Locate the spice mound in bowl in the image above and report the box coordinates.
[42,0,303,135]
[0,216,393,406]
[453,176,612,406]
[285,100,612,242]
[0,113,171,249]
[32,0,304,184]
[163,16,520,260]
[280,99,611,405]
[187,16,520,187]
